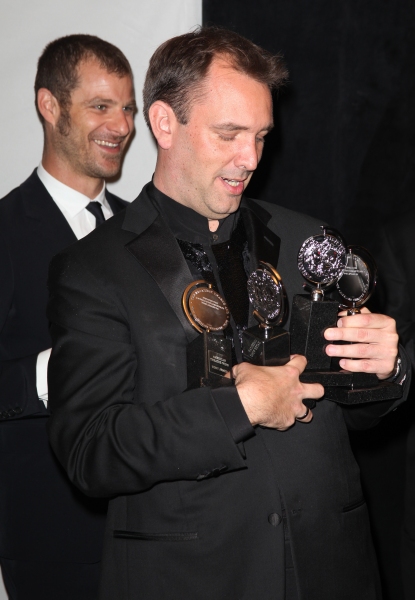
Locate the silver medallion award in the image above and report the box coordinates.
[182,280,232,389]
[297,227,346,301]
[290,226,346,370]
[242,262,290,366]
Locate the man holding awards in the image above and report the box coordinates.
[47,27,409,600]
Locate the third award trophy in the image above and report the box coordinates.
[290,229,402,403]
[290,226,346,371]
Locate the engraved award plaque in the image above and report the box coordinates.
[242,262,290,366]
[183,280,232,389]
[290,226,346,370]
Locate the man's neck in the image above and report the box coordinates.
[153,170,221,233]
[41,154,104,200]
[208,219,220,232]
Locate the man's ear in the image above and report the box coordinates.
[148,101,178,149]
[37,88,60,127]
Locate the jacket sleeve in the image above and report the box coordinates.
[0,235,48,420]
[46,251,247,498]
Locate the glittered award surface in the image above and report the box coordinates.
[290,226,346,370]
[182,280,232,389]
[242,262,290,366]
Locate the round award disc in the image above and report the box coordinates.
[182,281,229,333]
[336,246,376,308]
[298,227,346,287]
[247,262,286,326]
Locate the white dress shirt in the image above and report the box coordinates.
[36,164,113,404]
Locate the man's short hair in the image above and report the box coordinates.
[35,34,133,124]
[143,26,288,129]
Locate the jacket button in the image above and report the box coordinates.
[268,513,282,527]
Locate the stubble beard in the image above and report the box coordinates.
[55,112,123,179]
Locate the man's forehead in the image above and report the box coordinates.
[76,58,131,84]
[72,59,134,96]
[188,58,272,123]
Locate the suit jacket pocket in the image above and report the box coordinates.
[113,530,198,542]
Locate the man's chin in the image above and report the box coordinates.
[89,159,122,180]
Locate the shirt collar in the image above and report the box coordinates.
[147,181,237,245]
[37,163,108,217]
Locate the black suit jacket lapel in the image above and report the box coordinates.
[20,170,77,247]
[122,187,197,343]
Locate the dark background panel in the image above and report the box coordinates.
[203,2,415,599]
[203,0,415,247]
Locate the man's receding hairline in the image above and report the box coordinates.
[180,56,274,123]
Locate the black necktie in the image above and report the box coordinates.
[86,201,105,227]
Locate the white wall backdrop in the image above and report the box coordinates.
[0,0,202,201]
[0,1,201,598]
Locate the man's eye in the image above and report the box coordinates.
[123,106,135,113]
[256,137,265,144]
[219,134,235,141]
[95,105,106,110]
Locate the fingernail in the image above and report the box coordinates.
[337,319,343,327]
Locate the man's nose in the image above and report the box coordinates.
[108,108,133,137]
[235,138,260,172]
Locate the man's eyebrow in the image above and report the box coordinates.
[211,122,274,132]
[85,97,137,108]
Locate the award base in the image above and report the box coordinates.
[243,326,290,366]
[290,294,339,370]
[300,370,402,403]
[187,332,232,390]
[300,370,377,387]
[324,381,402,404]
[291,294,403,405]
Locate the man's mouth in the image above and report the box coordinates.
[220,177,246,194]
[222,178,242,187]
[94,140,120,148]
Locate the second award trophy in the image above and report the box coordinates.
[242,262,290,366]
[182,280,232,389]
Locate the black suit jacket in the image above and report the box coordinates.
[0,169,127,562]
[47,183,406,599]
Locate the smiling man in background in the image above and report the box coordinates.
[0,34,135,599]
[47,28,407,600]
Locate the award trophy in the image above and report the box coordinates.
[336,246,376,315]
[242,262,290,366]
[320,245,402,403]
[293,237,403,404]
[182,280,232,389]
[290,226,346,371]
